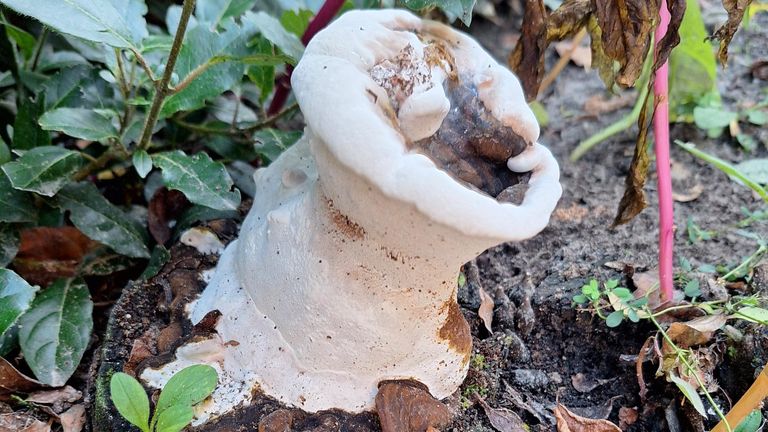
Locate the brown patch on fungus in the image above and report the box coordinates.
[326,199,366,240]
[437,297,472,362]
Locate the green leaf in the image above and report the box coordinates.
[735,159,768,184]
[0,269,38,339]
[280,9,313,37]
[152,151,241,211]
[1,146,83,197]
[0,172,36,223]
[668,0,719,121]
[155,364,218,414]
[39,108,118,141]
[43,65,96,110]
[18,277,93,386]
[0,16,36,59]
[138,245,170,281]
[684,279,701,298]
[0,324,17,356]
[160,20,254,117]
[0,137,10,164]
[132,150,152,178]
[401,0,476,26]
[693,106,738,131]
[528,101,548,127]
[56,182,150,258]
[734,410,763,432]
[0,223,19,266]
[196,0,257,26]
[246,37,276,104]
[154,404,194,432]
[110,372,150,432]
[113,0,149,45]
[0,0,143,49]
[253,128,301,162]
[612,287,632,299]
[746,110,767,126]
[572,294,588,304]
[669,374,707,417]
[736,306,768,324]
[605,310,624,328]
[13,95,51,150]
[245,11,304,62]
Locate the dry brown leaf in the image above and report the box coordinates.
[618,407,639,429]
[712,0,754,64]
[571,373,610,393]
[148,188,190,245]
[13,227,96,286]
[554,403,621,431]
[478,286,495,334]
[58,405,85,432]
[667,315,727,348]
[612,89,651,226]
[508,0,548,100]
[554,40,592,69]
[0,357,45,398]
[0,412,51,432]
[26,386,81,405]
[375,381,451,432]
[476,395,527,432]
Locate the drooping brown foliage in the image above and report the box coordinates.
[712,0,754,64]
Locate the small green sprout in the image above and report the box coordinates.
[110,364,218,432]
[470,354,486,370]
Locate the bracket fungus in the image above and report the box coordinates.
[141,9,562,419]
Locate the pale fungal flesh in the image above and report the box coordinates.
[140,9,562,420]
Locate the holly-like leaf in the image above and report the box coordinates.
[0,172,36,223]
[13,94,51,150]
[56,182,150,258]
[39,108,119,141]
[0,269,38,339]
[110,372,150,432]
[18,277,93,386]
[152,151,241,211]
[2,146,83,197]
[0,0,144,49]
[160,19,255,117]
[132,150,152,178]
[245,11,304,62]
[253,128,302,162]
[401,0,477,26]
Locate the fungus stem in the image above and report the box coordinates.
[267,0,346,115]
[654,0,674,302]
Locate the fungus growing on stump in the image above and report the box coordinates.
[141,9,562,419]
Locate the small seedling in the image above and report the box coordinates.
[686,218,716,244]
[470,353,486,370]
[110,364,218,432]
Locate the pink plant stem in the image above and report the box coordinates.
[267,0,346,115]
[654,0,674,302]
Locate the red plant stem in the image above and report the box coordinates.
[654,0,674,301]
[267,0,346,115]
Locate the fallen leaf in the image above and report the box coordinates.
[58,404,85,432]
[583,93,635,116]
[571,373,610,393]
[0,412,50,432]
[478,286,495,334]
[26,386,81,404]
[258,409,294,432]
[0,357,45,398]
[508,0,549,100]
[375,380,451,432]
[618,406,638,429]
[13,227,96,286]
[502,380,548,424]
[475,394,527,432]
[667,314,727,348]
[672,184,704,202]
[148,188,189,245]
[568,396,620,420]
[554,403,621,431]
[554,39,592,69]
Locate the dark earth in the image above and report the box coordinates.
[86,9,768,432]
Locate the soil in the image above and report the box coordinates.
[88,11,768,432]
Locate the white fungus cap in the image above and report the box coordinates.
[292,9,561,242]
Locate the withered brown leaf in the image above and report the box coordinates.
[508,0,548,101]
[712,0,753,65]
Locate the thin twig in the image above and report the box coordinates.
[538,27,587,98]
[136,0,196,152]
[130,48,157,83]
